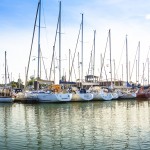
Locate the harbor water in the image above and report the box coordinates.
[0,100,150,149]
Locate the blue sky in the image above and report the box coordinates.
[1,0,150,84]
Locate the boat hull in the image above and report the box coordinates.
[112,93,119,99]
[0,97,14,103]
[37,93,72,102]
[136,87,150,99]
[93,92,112,101]
[136,92,150,99]
[119,93,136,99]
[72,93,93,101]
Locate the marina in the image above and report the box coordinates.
[1,0,150,149]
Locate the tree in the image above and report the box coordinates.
[27,76,35,86]
[10,81,24,89]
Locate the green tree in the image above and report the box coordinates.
[11,82,17,88]
[27,76,35,86]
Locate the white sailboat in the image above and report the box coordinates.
[117,35,136,99]
[72,88,94,101]
[93,90,113,101]
[25,0,72,102]
[37,91,72,102]
[117,89,136,99]
[92,30,115,101]
[0,51,14,103]
[89,86,113,101]
[111,91,119,99]
[72,14,93,101]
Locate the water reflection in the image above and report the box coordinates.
[0,100,150,149]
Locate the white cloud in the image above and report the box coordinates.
[145,14,150,20]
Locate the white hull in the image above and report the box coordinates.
[119,93,136,99]
[16,91,72,102]
[93,92,113,101]
[37,93,72,102]
[0,97,14,103]
[117,90,136,99]
[72,93,93,101]
[15,92,72,102]
[112,92,119,99]
[24,92,38,100]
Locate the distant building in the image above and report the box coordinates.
[99,80,123,86]
[85,75,99,83]
[84,75,123,86]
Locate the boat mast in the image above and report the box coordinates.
[49,2,60,83]
[138,41,140,84]
[136,60,137,85]
[143,62,144,85]
[122,64,123,83]
[24,0,40,90]
[129,61,130,82]
[5,51,7,88]
[113,59,115,86]
[78,52,80,86]
[148,58,149,85]
[93,30,96,82]
[69,49,71,82]
[100,53,102,82]
[81,13,83,85]
[126,35,129,85]
[88,51,92,75]
[59,1,61,83]
[37,0,41,80]
[54,46,56,84]
[109,29,112,86]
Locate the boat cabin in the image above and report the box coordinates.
[13,88,22,94]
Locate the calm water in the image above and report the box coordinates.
[0,100,150,150]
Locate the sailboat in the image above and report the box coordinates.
[117,35,136,99]
[92,29,114,101]
[24,0,72,102]
[136,45,150,99]
[70,14,94,101]
[0,51,14,102]
[136,86,150,99]
[92,88,113,101]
